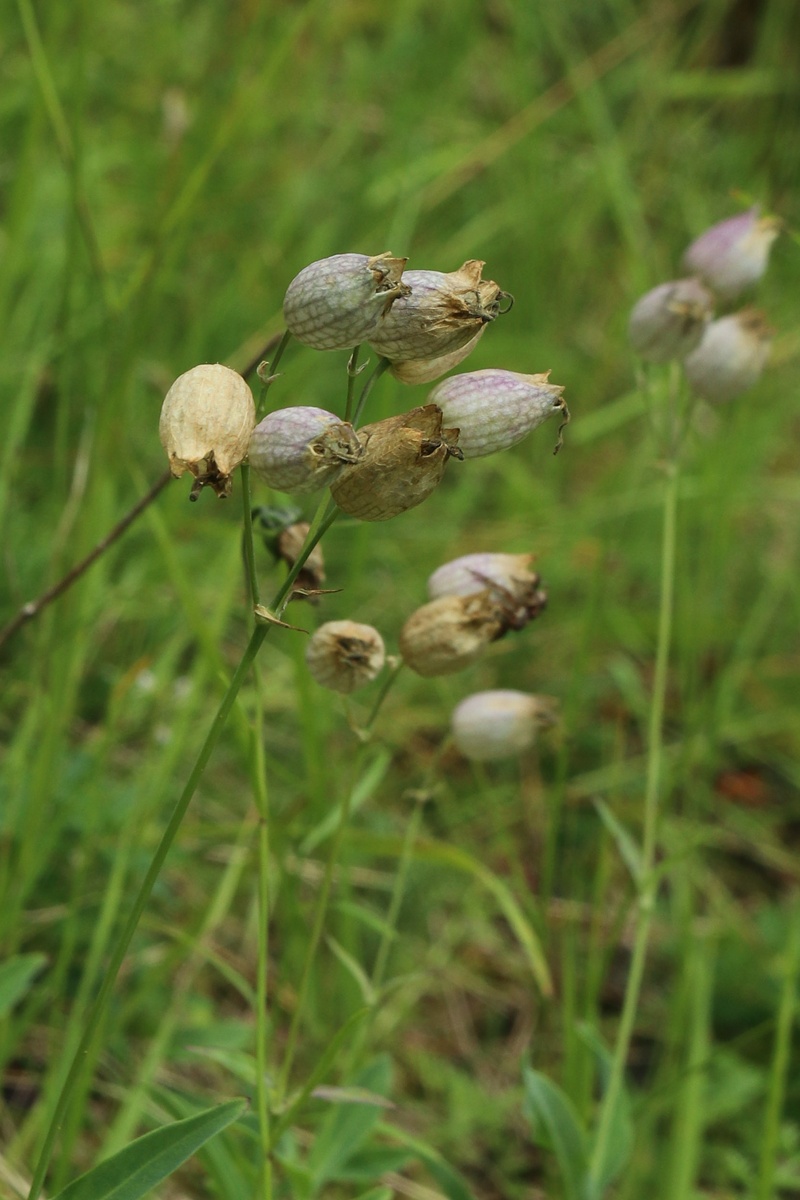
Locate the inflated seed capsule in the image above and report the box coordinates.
[429,368,569,457]
[427,552,540,603]
[399,580,547,678]
[249,406,362,494]
[682,309,772,403]
[330,404,462,521]
[389,327,486,385]
[369,260,510,363]
[305,620,385,693]
[159,363,256,500]
[451,690,558,761]
[283,252,409,351]
[683,207,781,301]
[628,278,714,363]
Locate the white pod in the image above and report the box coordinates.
[159,363,255,499]
[427,552,539,602]
[283,252,408,351]
[305,620,385,693]
[429,368,568,457]
[451,690,556,761]
[683,309,771,403]
[249,406,362,494]
[628,278,714,363]
[683,207,781,300]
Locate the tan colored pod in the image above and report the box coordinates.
[389,327,485,386]
[398,591,504,677]
[330,404,462,521]
[159,363,255,499]
[305,620,385,693]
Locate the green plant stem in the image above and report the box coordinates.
[756,896,800,1200]
[241,463,260,607]
[27,622,268,1200]
[273,499,339,616]
[344,344,362,423]
[256,330,292,412]
[587,455,680,1193]
[372,793,423,992]
[352,356,391,426]
[251,678,273,1200]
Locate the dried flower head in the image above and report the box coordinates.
[330,404,462,521]
[628,278,715,363]
[283,252,409,351]
[399,580,547,678]
[369,260,511,363]
[249,406,363,494]
[159,363,256,500]
[683,207,781,301]
[305,620,385,693]
[683,309,772,403]
[429,368,569,457]
[451,690,558,761]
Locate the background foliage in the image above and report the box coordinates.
[1,0,798,1196]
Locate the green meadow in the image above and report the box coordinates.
[1,1,798,1197]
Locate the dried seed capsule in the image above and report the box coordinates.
[276,522,326,600]
[628,278,714,363]
[305,620,385,693]
[683,207,781,300]
[330,404,462,521]
[429,368,569,457]
[249,406,362,494]
[389,327,485,385]
[283,252,409,351]
[159,363,256,500]
[683,309,772,403]
[369,260,510,362]
[451,690,557,761]
[428,552,540,603]
[399,581,547,678]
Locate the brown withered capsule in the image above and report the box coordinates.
[159,363,256,500]
[399,580,548,678]
[330,404,463,521]
[305,620,386,693]
[276,522,326,600]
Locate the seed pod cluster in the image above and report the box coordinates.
[249,406,362,494]
[331,404,462,521]
[159,363,256,500]
[305,620,386,693]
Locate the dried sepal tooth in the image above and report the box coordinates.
[330,404,462,521]
[283,252,410,351]
[389,327,486,385]
[249,406,363,494]
[429,368,569,458]
[159,363,256,500]
[628,278,714,363]
[305,620,386,693]
[682,308,772,403]
[428,552,540,603]
[451,690,558,761]
[683,207,782,300]
[369,260,511,363]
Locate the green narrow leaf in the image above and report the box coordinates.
[306,1055,393,1189]
[523,1067,589,1200]
[593,800,643,884]
[301,749,391,854]
[576,1024,634,1194]
[50,1098,247,1200]
[326,934,377,1004]
[0,953,47,1016]
[376,1122,477,1200]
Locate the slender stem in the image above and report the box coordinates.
[352,356,391,427]
[372,794,423,991]
[275,757,358,1103]
[756,897,800,1200]
[344,345,362,423]
[27,622,268,1200]
[255,330,292,413]
[363,661,405,734]
[0,471,172,655]
[587,454,680,1192]
[250,678,272,1200]
[241,464,260,608]
[273,500,339,617]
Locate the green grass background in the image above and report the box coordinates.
[1,0,799,1196]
